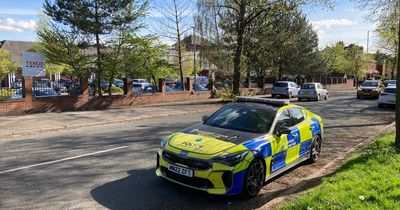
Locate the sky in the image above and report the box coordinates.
[0,0,379,52]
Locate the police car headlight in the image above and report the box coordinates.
[160,137,168,148]
[213,151,249,166]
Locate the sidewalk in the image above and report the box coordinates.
[0,99,222,139]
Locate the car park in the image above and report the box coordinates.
[156,97,323,198]
[298,83,328,101]
[357,80,384,99]
[378,85,396,108]
[271,81,299,99]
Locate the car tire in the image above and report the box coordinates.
[378,103,384,108]
[324,94,328,100]
[357,95,361,99]
[242,158,265,198]
[298,98,302,102]
[308,135,322,163]
[271,94,276,98]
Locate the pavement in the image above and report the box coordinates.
[0,90,395,210]
[0,98,222,139]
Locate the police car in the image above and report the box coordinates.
[156,97,323,198]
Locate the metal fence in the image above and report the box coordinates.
[32,79,82,98]
[0,88,22,100]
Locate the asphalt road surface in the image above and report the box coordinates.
[0,91,395,210]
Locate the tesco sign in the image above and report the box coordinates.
[21,52,46,77]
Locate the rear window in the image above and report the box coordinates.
[274,83,288,87]
[301,84,315,89]
[384,88,396,93]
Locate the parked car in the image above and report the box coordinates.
[383,80,396,87]
[194,83,209,92]
[53,81,68,94]
[113,79,124,88]
[271,81,299,98]
[12,79,22,89]
[156,97,323,197]
[378,85,396,108]
[33,88,60,98]
[11,89,23,99]
[166,86,174,92]
[298,83,328,101]
[132,79,149,84]
[357,80,384,99]
[143,85,158,94]
[132,83,143,95]
[68,83,81,95]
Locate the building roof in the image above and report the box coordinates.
[0,40,36,67]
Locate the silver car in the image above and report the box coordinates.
[271,81,299,99]
[298,83,328,101]
[378,85,396,108]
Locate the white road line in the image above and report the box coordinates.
[0,146,128,175]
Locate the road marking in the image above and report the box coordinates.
[0,146,128,175]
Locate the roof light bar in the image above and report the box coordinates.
[235,96,290,106]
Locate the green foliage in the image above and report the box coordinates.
[102,86,123,94]
[0,49,17,79]
[0,89,16,100]
[215,88,235,102]
[280,133,400,210]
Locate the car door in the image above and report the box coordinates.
[270,109,293,172]
[291,83,299,96]
[286,108,313,164]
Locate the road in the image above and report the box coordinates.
[0,91,395,210]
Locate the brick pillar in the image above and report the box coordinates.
[23,77,33,110]
[186,77,193,92]
[80,78,89,103]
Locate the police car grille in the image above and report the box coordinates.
[162,151,211,170]
[161,166,214,189]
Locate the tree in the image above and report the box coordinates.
[197,0,332,95]
[37,22,92,78]
[156,0,193,91]
[243,4,322,87]
[0,50,16,85]
[355,0,400,146]
[43,0,148,96]
[344,44,364,80]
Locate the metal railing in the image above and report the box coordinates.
[0,88,23,100]
[32,80,81,98]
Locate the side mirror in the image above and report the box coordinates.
[202,115,208,122]
[276,126,291,137]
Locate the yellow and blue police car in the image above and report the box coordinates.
[156,96,323,198]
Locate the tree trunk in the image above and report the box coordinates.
[233,31,243,95]
[396,15,400,147]
[94,2,102,97]
[232,5,246,96]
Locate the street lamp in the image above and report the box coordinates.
[192,26,197,91]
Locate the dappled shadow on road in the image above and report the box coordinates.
[90,162,326,210]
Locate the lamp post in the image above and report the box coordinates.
[192,26,197,91]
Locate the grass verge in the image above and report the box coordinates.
[280,133,400,210]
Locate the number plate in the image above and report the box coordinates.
[168,164,193,177]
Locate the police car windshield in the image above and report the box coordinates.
[204,103,276,133]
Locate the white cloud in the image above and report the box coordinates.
[311,18,357,29]
[0,18,37,33]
